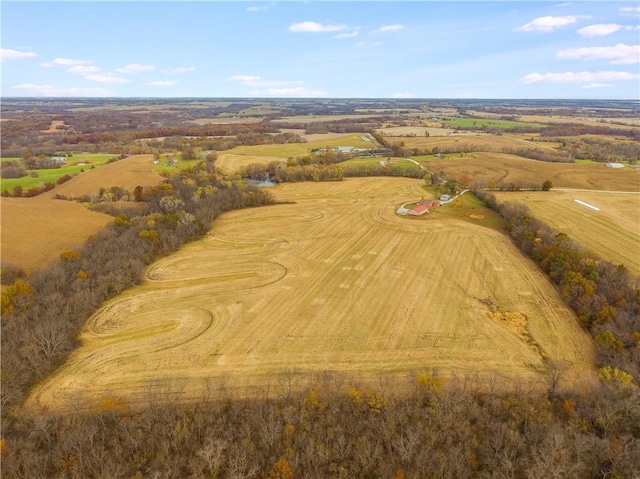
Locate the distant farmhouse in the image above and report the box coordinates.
[337,146,355,154]
[408,204,429,216]
[50,156,67,165]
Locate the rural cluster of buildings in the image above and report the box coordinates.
[406,198,441,216]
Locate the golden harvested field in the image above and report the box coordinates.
[29,178,594,410]
[376,126,478,137]
[42,154,165,199]
[429,152,640,191]
[1,154,165,272]
[216,153,286,174]
[1,196,112,273]
[227,134,377,159]
[494,190,640,276]
[278,128,366,142]
[518,115,640,129]
[393,134,559,152]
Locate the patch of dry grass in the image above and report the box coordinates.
[493,190,640,275]
[1,197,112,273]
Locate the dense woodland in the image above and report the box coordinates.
[2,98,640,477]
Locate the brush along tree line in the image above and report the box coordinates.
[1,163,639,478]
[475,190,640,382]
[1,159,276,414]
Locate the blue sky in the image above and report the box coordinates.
[2,1,639,99]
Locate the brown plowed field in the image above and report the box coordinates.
[1,196,112,272]
[494,190,640,275]
[429,152,640,191]
[29,178,595,410]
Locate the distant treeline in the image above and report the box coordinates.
[1,125,305,158]
[475,190,640,380]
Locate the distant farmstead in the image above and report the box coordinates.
[51,157,67,165]
[337,146,355,154]
[408,204,429,216]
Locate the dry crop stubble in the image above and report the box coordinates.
[494,190,640,276]
[0,196,112,273]
[430,152,640,191]
[28,178,595,411]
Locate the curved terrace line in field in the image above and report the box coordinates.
[28,178,596,411]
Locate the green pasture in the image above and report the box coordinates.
[441,118,544,130]
[229,134,378,158]
[1,154,115,194]
[420,186,506,232]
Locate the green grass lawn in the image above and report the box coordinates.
[418,186,506,232]
[1,154,116,194]
[441,118,544,130]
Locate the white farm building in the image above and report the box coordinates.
[606,163,625,169]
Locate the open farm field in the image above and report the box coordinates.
[427,152,640,191]
[376,126,478,137]
[29,177,594,411]
[1,196,112,273]
[393,134,552,152]
[1,154,117,194]
[440,118,545,129]
[40,154,165,199]
[216,153,286,174]
[189,117,264,125]
[518,115,640,130]
[278,128,365,142]
[493,190,640,276]
[227,134,377,158]
[271,114,382,123]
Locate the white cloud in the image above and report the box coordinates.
[289,22,346,33]
[620,6,640,16]
[85,73,130,84]
[334,30,359,39]
[258,87,327,97]
[521,70,640,84]
[67,65,101,75]
[12,83,114,97]
[246,3,273,12]
[354,41,382,48]
[515,15,588,32]
[115,64,155,73]
[1,49,37,61]
[392,92,414,98]
[231,75,304,88]
[164,66,195,74]
[375,24,405,33]
[147,80,176,86]
[577,24,623,37]
[230,74,262,82]
[557,44,640,64]
[582,83,613,89]
[42,57,91,67]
